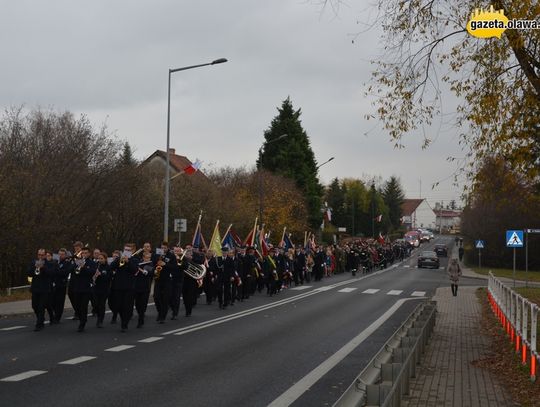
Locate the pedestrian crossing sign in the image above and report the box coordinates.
[506,230,524,248]
[475,240,484,249]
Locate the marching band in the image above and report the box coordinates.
[27,238,411,332]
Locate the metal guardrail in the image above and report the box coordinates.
[5,285,31,296]
[334,300,437,407]
[488,272,539,381]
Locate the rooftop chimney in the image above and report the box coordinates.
[168,148,176,155]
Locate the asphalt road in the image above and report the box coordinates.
[0,236,482,407]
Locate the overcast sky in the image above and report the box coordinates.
[1,0,466,206]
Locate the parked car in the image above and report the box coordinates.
[434,244,448,257]
[417,251,440,269]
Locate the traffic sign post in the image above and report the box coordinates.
[174,218,187,246]
[475,240,484,270]
[506,230,525,288]
[525,229,540,288]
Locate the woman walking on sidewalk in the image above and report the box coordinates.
[447,258,462,296]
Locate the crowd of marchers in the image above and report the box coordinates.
[26,238,412,333]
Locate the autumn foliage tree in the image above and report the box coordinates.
[461,157,540,269]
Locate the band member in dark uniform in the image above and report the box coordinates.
[237,246,250,301]
[28,249,53,331]
[108,249,121,323]
[68,241,84,320]
[209,248,226,309]
[71,247,97,332]
[182,248,202,317]
[294,246,306,286]
[203,249,217,305]
[169,245,185,320]
[93,252,111,328]
[314,246,326,282]
[134,251,154,328]
[223,247,237,306]
[51,248,73,323]
[109,244,137,332]
[154,242,174,323]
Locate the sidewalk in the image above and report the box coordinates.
[402,286,517,406]
[0,297,72,318]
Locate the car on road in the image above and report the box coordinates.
[404,231,420,247]
[419,231,431,242]
[417,251,440,269]
[434,244,448,257]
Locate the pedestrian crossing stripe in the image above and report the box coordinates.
[338,287,357,293]
[362,289,380,294]
[387,290,403,296]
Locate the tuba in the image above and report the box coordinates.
[180,249,207,281]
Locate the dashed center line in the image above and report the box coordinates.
[362,289,380,294]
[138,337,164,343]
[105,345,135,352]
[0,326,26,331]
[411,291,426,297]
[59,356,96,365]
[387,290,403,296]
[338,287,357,293]
[0,370,47,382]
[316,286,334,292]
[290,286,312,291]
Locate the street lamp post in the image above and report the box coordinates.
[258,134,288,225]
[163,58,227,241]
[316,157,334,170]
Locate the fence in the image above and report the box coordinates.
[487,272,539,381]
[3,285,30,296]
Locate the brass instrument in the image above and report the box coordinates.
[154,264,162,280]
[75,258,85,275]
[119,258,126,267]
[180,249,207,281]
[132,248,144,258]
[34,260,44,276]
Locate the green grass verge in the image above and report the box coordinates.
[470,266,540,282]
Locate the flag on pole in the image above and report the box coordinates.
[192,212,206,249]
[377,232,385,245]
[209,220,222,256]
[279,227,287,248]
[283,233,294,250]
[323,202,332,222]
[243,217,258,247]
[183,159,202,175]
[222,225,242,249]
[259,225,271,256]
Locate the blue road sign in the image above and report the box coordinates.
[506,230,524,248]
[475,240,484,249]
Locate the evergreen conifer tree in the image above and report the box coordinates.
[259,97,323,228]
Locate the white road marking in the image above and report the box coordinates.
[138,337,164,343]
[338,287,357,293]
[59,356,96,365]
[362,289,380,294]
[268,298,421,406]
[403,265,410,268]
[105,345,135,352]
[411,291,426,297]
[0,326,26,331]
[0,370,47,382]
[387,290,403,296]
[164,265,399,336]
[316,286,334,291]
[290,286,312,291]
[439,267,444,270]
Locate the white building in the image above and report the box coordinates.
[434,209,461,233]
[401,199,436,230]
